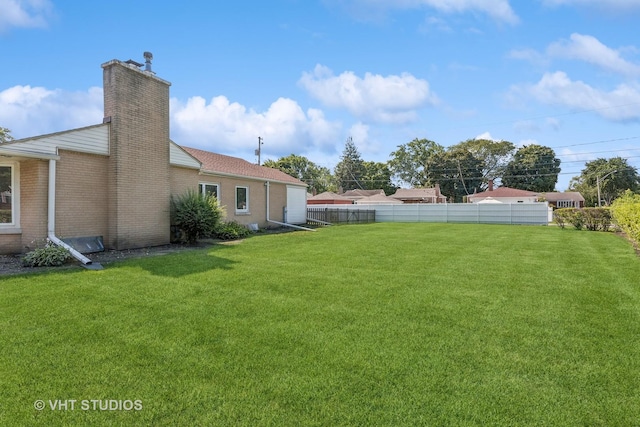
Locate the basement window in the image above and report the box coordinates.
[0,163,19,229]
[236,186,249,213]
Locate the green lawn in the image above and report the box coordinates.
[1,223,639,426]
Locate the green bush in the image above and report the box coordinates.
[555,208,583,230]
[582,207,612,231]
[214,221,253,240]
[171,190,224,244]
[22,242,70,267]
[611,190,640,244]
[553,209,568,229]
[555,207,613,232]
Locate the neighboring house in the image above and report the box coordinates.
[307,192,353,205]
[542,192,585,208]
[391,186,447,204]
[341,189,385,202]
[0,55,306,255]
[354,193,403,205]
[467,187,539,204]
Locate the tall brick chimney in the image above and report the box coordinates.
[488,179,494,192]
[102,54,172,250]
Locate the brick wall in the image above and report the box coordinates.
[55,150,109,241]
[103,60,171,249]
[197,176,288,227]
[19,159,48,250]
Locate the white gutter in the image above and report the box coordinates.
[48,159,92,265]
[265,181,315,232]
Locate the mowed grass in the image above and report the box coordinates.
[1,223,639,426]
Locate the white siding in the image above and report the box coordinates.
[286,185,307,224]
[169,142,201,169]
[7,125,109,156]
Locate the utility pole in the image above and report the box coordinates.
[255,136,263,165]
[597,169,617,207]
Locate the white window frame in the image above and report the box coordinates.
[0,161,20,231]
[199,182,219,199]
[235,186,249,214]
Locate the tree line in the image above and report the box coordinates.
[265,136,639,206]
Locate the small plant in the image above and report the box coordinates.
[214,221,253,240]
[22,241,70,267]
[171,190,224,244]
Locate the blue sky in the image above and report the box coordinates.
[1,0,640,190]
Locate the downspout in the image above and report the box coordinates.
[265,181,270,222]
[48,159,92,265]
[265,180,315,232]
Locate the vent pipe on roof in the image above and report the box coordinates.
[143,52,154,73]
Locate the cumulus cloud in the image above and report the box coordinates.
[329,0,519,24]
[0,0,53,32]
[170,95,342,157]
[547,33,640,77]
[509,71,640,122]
[510,33,640,77]
[474,132,501,141]
[299,65,438,124]
[0,85,103,137]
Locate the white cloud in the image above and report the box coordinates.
[0,0,53,32]
[547,33,640,77]
[331,0,519,24]
[170,95,342,157]
[0,85,103,137]
[510,71,640,122]
[475,132,501,141]
[298,64,438,124]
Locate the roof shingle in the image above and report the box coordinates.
[181,146,306,186]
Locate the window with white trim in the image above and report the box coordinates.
[0,162,19,228]
[199,183,219,199]
[235,186,248,213]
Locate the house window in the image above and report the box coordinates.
[236,186,248,213]
[199,183,219,199]
[0,163,19,227]
[557,200,573,208]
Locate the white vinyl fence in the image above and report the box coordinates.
[308,203,551,225]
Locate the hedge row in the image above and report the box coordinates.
[611,191,640,244]
[553,207,612,231]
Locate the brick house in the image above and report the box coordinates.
[0,55,307,257]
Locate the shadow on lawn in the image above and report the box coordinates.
[123,245,239,278]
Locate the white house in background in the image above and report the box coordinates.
[391,186,447,204]
[354,193,403,205]
[468,186,539,204]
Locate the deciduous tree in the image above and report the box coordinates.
[263,154,334,194]
[361,161,397,195]
[0,127,14,144]
[502,144,560,192]
[569,157,639,206]
[388,138,445,187]
[451,138,515,189]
